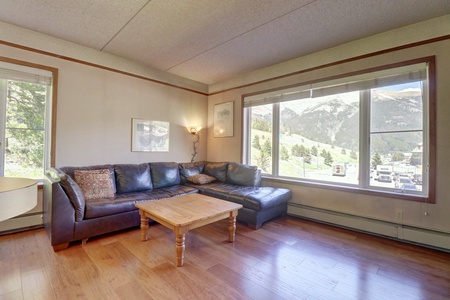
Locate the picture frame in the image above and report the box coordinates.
[213,101,234,137]
[131,119,170,152]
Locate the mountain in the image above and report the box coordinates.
[259,89,423,153]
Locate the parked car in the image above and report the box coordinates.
[395,177,412,188]
[378,174,393,183]
[401,183,418,190]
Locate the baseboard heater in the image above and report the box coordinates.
[288,203,450,253]
[0,212,43,235]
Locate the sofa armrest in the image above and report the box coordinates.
[45,167,65,182]
[43,172,76,249]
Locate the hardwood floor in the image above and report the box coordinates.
[1,216,449,299]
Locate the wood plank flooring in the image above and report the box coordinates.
[1,216,449,299]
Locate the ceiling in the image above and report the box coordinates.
[1,0,449,85]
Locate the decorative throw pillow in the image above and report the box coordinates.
[74,169,114,200]
[186,174,216,185]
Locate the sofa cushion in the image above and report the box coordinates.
[74,169,115,200]
[84,189,173,219]
[114,163,152,193]
[178,161,205,183]
[59,174,85,221]
[151,162,181,189]
[160,185,199,197]
[190,182,291,211]
[203,162,228,182]
[187,174,216,185]
[226,162,261,187]
[229,187,292,211]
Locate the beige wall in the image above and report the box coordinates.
[207,15,450,237]
[0,22,208,167]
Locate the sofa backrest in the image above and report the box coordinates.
[178,161,206,184]
[226,162,261,187]
[114,163,152,193]
[150,162,181,188]
[203,162,229,182]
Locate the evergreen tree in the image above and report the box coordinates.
[391,152,405,162]
[280,145,289,160]
[324,151,333,166]
[372,152,382,167]
[311,146,318,157]
[252,134,261,150]
[304,148,312,164]
[262,140,272,156]
[255,149,270,172]
[299,145,306,157]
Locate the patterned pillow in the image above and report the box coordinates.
[186,174,216,185]
[74,169,114,200]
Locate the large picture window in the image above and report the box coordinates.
[0,60,54,180]
[243,57,435,202]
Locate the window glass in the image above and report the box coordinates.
[369,82,423,192]
[4,80,46,178]
[249,104,273,174]
[279,91,359,185]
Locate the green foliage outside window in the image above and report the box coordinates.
[4,80,46,179]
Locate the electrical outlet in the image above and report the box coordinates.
[395,209,403,221]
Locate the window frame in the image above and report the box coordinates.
[242,56,436,203]
[0,57,58,180]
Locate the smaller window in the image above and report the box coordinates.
[0,61,53,180]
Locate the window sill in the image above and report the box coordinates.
[261,176,432,203]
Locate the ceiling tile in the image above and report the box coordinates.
[168,0,450,83]
[0,0,149,49]
[102,0,315,71]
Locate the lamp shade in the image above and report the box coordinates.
[188,126,202,134]
[0,177,37,222]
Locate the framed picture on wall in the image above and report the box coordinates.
[131,119,170,152]
[213,101,234,137]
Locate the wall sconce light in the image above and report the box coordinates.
[188,126,202,162]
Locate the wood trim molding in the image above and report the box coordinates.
[0,40,208,96]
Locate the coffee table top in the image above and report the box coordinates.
[135,193,242,227]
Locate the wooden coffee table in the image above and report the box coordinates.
[135,193,243,267]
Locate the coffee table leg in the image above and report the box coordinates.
[175,233,185,267]
[139,209,149,241]
[228,210,238,242]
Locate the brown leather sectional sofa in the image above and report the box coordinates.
[43,161,291,251]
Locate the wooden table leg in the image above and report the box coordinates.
[228,210,237,242]
[139,209,149,241]
[175,233,185,267]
